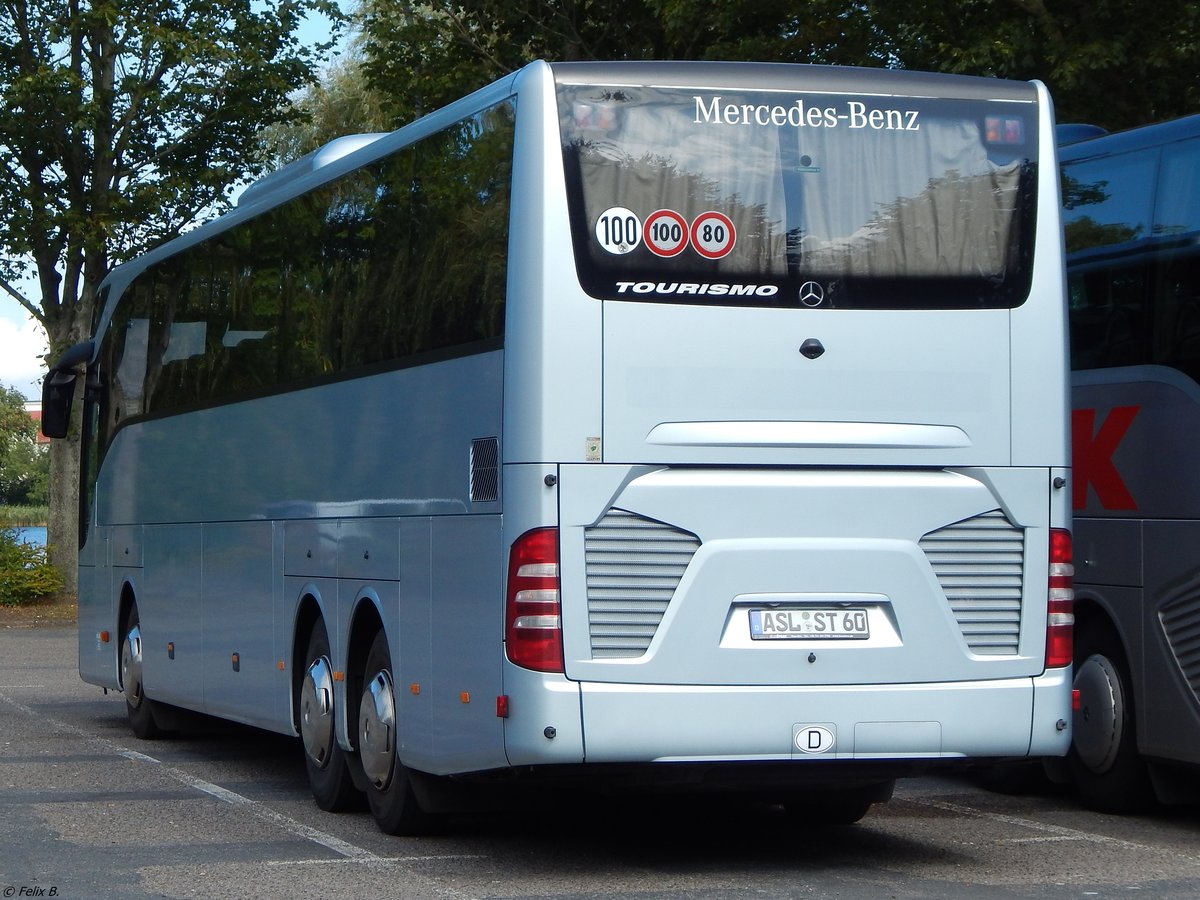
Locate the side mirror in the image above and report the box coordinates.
[41,340,95,439]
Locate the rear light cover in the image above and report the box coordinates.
[505,528,564,673]
[1046,528,1075,668]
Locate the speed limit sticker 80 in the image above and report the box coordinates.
[690,211,736,259]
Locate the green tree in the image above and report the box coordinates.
[358,0,892,125]
[0,526,63,604]
[0,384,47,506]
[355,1,1196,136]
[0,0,341,591]
[261,50,392,167]
[872,0,1200,131]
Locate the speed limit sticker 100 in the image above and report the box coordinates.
[643,209,689,258]
[595,207,641,254]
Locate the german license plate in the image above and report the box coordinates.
[749,608,869,640]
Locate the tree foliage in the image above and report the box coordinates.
[871,0,1200,131]
[0,526,63,604]
[0,0,341,340]
[0,384,47,506]
[0,0,340,589]
[352,1,1197,135]
[261,51,392,167]
[358,0,893,125]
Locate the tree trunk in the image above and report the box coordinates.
[42,265,92,601]
[46,429,80,597]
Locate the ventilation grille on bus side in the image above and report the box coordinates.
[1160,594,1200,703]
[584,509,701,659]
[919,510,1025,656]
[470,438,499,502]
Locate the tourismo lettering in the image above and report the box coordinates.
[615,282,779,296]
[694,96,920,131]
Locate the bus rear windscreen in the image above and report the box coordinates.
[557,84,1038,309]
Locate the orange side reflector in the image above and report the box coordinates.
[98,631,110,644]
[460,692,471,704]
[333,671,345,682]
[410,683,421,695]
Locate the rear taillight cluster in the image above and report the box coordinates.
[1046,528,1075,669]
[505,528,564,673]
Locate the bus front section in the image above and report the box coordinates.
[500,61,1072,807]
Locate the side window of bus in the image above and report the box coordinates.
[1064,150,1157,370]
[1157,138,1200,382]
[96,99,515,445]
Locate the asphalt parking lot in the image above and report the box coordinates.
[2,623,1199,899]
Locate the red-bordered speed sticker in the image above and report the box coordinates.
[690,211,736,260]
[642,209,689,257]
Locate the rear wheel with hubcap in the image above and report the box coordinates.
[1068,619,1152,813]
[121,604,163,740]
[359,629,434,834]
[300,625,361,811]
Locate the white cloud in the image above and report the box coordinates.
[0,313,48,400]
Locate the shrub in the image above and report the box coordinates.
[0,527,64,605]
[0,505,49,527]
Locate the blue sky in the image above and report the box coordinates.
[0,3,350,400]
[0,286,47,400]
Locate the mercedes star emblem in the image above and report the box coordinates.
[799,281,825,307]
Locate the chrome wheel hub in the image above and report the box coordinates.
[121,624,145,709]
[359,668,396,790]
[300,655,335,768]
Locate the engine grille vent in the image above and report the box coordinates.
[1160,594,1200,703]
[584,508,701,658]
[469,437,499,503]
[919,509,1025,656]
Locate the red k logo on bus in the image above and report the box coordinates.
[1071,406,1139,511]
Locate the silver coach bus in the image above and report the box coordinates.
[1061,114,1200,811]
[44,60,1073,834]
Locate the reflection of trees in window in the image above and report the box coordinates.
[1062,175,1142,253]
[1061,174,1109,210]
[96,100,514,450]
[366,108,512,358]
[804,165,1028,281]
[1064,217,1142,254]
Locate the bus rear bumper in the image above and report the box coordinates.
[575,668,1073,763]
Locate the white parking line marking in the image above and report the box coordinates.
[0,691,380,862]
[117,749,377,860]
[909,796,1200,863]
[266,855,487,867]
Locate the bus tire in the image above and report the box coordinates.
[1068,619,1152,813]
[300,625,361,812]
[358,629,434,835]
[121,603,163,740]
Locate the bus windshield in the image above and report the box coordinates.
[558,83,1038,309]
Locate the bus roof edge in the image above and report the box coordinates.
[236,133,389,209]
